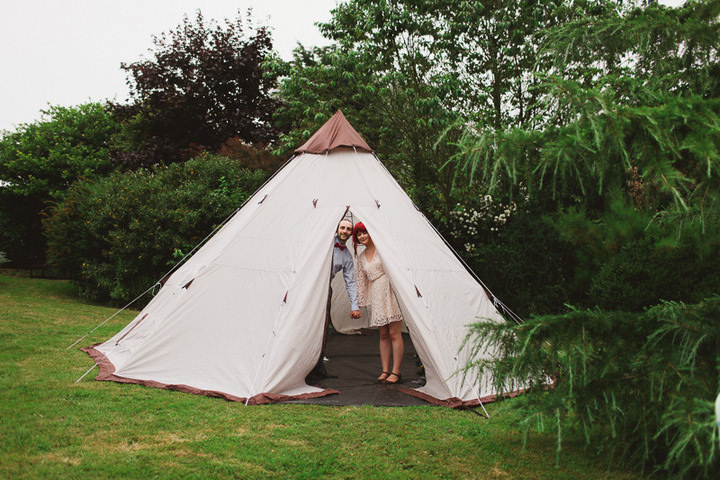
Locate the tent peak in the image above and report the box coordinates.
[295,110,373,154]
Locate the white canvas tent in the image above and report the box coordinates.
[82,110,510,407]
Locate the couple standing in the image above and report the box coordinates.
[325,218,404,385]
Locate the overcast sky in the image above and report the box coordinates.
[1,0,685,134]
[0,0,338,132]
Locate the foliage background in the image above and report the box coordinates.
[0,103,120,267]
[43,155,267,305]
[1,1,719,478]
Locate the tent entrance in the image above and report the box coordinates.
[289,329,429,406]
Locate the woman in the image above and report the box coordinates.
[353,222,404,384]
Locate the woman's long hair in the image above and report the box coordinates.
[352,222,367,256]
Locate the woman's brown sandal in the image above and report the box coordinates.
[385,372,402,384]
[377,371,391,383]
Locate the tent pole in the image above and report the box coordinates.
[464,401,490,418]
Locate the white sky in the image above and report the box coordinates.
[0,0,339,132]
[0,0,685,133]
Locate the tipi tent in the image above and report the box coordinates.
[82,110,509,407]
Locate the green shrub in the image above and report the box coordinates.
[44,154,268,305]
[467,296,720,478]
[444,192,574,317]
[590,237,720,311]
[466,210,574,317]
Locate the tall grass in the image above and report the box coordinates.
[0,275,639,479]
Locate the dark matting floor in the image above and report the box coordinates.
[283,329,430,406]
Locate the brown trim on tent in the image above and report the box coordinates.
[245,389,339,405]
[115,313,149,345]
[396,385,530,409]
[395,387,481,408]
[182,279,194,289]
[81,345,340,405]
[295,110,373,154]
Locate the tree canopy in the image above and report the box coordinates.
[110,10,280,168]
[0,103,120,267]
[451,0,720,218]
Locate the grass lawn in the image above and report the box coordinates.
[0,275,640,479]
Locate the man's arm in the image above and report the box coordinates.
[341,251,360,315]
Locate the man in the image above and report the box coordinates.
[312,218,362,378]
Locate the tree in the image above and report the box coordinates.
[452,0,720,216]
[110,10,280,168]
[0,103,120,267]
[274,0,590,219]
[271,42,459,216]
[446,0,720,304]
[458,2,720,475]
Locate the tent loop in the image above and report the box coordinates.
[339,205,352,225]
[375,199,381,209]
[67,286,156,350]
[414,285,429,308]
[115,313,149,346]
[312,198,318,208]
[258,194,268,204]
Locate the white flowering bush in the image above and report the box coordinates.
[447,193,519,252]
[0,251,9,266]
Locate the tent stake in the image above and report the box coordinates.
[465,402,490,418]
[75,363,98,383]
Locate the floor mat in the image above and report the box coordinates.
[283,330,430,406]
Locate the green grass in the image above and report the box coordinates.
[0,275,640,479]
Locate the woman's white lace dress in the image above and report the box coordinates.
[357,250,403,327]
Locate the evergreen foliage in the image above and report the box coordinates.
[454,2,720,476]
[451,0,720,217]
[467,296,720,477]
